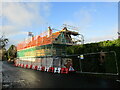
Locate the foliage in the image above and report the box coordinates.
[66,39,120,74]
[0,36,9,49]
[67,39,120,54]
[0,35,8,60]
[7,45,17,61]
[0,47,7,60]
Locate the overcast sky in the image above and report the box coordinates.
[1,0,119,48]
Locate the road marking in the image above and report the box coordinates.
[116,80,120,82]
[3,84,9,87]
[2,83,11,88]
[20,80,25,82]
[15,79,25,83]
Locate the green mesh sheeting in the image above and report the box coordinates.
[17,44,67,58]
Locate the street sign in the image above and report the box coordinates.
[78,55,84,59]
[80,55,84,59]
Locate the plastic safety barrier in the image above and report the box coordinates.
[45,67,49,72]
[26,64,28,68]
[30,65,32,69]
[18,63,21,67]
[24,64,26,68]
[14,63,18,67]
[27,65,31,68]
[41,67,45,71]
[17,63,19,67]
[22,64,24,68]
[20,64,23,67]
[54,67,61,73]
[61,68,69,74]
[32,65,35,69]
[37,66,41,70]
[48,67,54,72]
[34,66,38,70]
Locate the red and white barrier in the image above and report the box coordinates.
[48,67,54,72]
[54,67,61,73]
[45,67,49,72]
[37,66,41,70]
[34,66,38,70]
[61,68,69,74]
[30,65,32,69]
[26,64,28,68]
[40,67,45,71]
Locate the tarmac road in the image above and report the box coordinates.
[1,61,120,88]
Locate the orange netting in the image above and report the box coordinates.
[17,32,60,51]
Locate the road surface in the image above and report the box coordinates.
[1,61,120,88]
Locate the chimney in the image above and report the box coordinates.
[48,26,52,37]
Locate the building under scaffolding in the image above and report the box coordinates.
[16,27,81,73]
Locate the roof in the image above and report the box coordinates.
[17,31,60,51]
[17,27,80,51]
[60,27,79,36]
[60,30,79,36]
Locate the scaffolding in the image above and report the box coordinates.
[16,26,81,72]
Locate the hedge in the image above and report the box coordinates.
[66,39,120,74]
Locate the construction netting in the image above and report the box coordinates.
[17,31,60,51]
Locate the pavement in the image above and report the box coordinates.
[1,61,120,88]
[0,61,2,89]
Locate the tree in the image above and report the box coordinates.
[7,45,17,62]
[0,35,9,60]
[0,35,9,49]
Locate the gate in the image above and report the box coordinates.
[78,51,119,75]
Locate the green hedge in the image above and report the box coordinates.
[66,39,120,74]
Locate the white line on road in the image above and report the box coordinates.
[116,80,120,82]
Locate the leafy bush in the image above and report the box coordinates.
[66,39,120,74]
